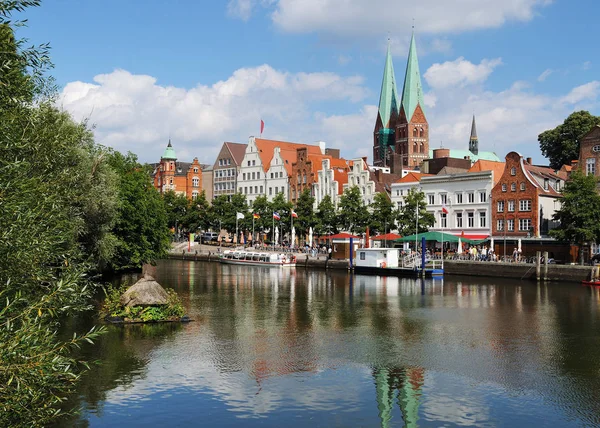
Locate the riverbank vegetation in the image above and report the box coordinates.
[0,1,170,425]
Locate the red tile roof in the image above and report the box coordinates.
[468,160,506,186]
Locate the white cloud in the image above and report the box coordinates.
[59,66,370,164]
[424,57,502,89]
[560,81,600,104]
[537,68,553,82]
[267,0,551,37]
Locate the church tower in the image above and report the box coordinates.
[158,139,177,193]
[395,32,428,171]
[373,42,400,168]
[469,115,479,155]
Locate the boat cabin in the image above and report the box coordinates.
[355,248,400,269]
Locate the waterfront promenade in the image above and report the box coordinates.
[168,242,593,283]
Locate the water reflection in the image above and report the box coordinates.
[64,260,600,427]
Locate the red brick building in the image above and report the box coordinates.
[290,147,345,203]
[152,140,203,200]
[491,152,566,238]
[578,125,600,181]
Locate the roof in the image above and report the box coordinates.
[436,166,469,175]
[370,170,402,195]
[468,160,506,186]
[524,163,564,196]
[371,233,402,240]
[224,142,247,166]
[256,138,323,174]
[333,166,349,194]
[400,32,426,122]
[429,148,500,163]
[174,161,192,176]
[161,140,177,160]
[396,171,432,183]
[377,43,400,128]
[330,232,360,240]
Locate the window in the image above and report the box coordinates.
[480,192,487,203]
[428,195,434,204]
[397,201,402,209]
[497,219,504,231]
[507,219,514,231]
[456,212,463,228]
[227,159,231,165]
[587,158,596,176]
[497,201,504,212]
[520,182,525,191]
[244,186,247,194]
[544,179,549,191]
[357,177,360,185]
[252,172,255,180]
[502,184,507,192]
[279,172,283,178]
[511,183,516,192]
[260,185,263,193]
[247,161,250,167]
[254,186,258,194]
[519,199,531,211]
[219,159,223,166]
[192,177,199,187]
[467,212,474,228]
[243,173,246,180]
[468,193,475,203]
[252,160,256,166]
[508,200,515,212]
[194,167,198,173]
[479,212,486,228]
[519,218,532,231]
[192,191,198,200]
[456,193,463,204]
[440,194,447,205]
[269,187,272,195]
[510,167,516,176]
[440,213,447,228]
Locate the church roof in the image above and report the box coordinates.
[428,149,500,163]
[400,33,426,122]
[161,140,177,160]
[377,43,400,128]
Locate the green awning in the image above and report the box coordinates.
[394,232,486,245]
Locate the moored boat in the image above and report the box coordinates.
[219,249,296,267]
[354,248,443,278]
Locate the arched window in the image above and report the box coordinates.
[510,167,516,176]
[413,128,418,137]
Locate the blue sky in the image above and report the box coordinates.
[16,0,600,165]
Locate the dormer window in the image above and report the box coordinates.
[544,179,549,190]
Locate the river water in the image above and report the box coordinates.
[66,259,600,427]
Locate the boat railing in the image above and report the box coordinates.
[402,253,421,268]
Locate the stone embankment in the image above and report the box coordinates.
[168,243,594,283]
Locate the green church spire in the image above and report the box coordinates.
[377,41,400,128]
[400,32,426,122]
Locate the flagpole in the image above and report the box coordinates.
[290,210,293,248]
[236,217,239,247]
[252,215,255,246]
[272,213,274,251]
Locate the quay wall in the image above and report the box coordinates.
[167,251,593,283]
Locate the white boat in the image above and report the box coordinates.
[219,249,296,267]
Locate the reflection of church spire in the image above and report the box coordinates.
[398,367,424,427]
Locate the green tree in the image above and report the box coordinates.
[396,188,435,236]
[251,195,272,240]
[539,111,600,170]
[183,191,210,234]
[369,192,397,235]
[107,151,170,271]
[271,192,293,242]
[550,170,600,264]
[209,193,248,235]
[337,186,369,234]
[295,188,316,241]
[315,195,338,238]
[163,190,189,231]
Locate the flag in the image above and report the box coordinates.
[236,212,245,220]
[260,119,265,135]
[273,211,280,220]
[291,210,298,218]
[253,213,260,219]
[441,204,448,214]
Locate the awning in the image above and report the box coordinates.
[395,231,486,245]
[371,233,402,241]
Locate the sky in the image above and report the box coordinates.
[15,0,600,166]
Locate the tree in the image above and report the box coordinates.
[271,192,292,242]
[163,191,189,231]
[315,195,338,238]
[183,191,210,234]
[550,170,600,264]
[251,195,272,240]
[209,193,248,235]
[337,186,369,234]
[295,188,316,240]
[369,192,396,235]
[107,151,170,271]
[396,188,435,236]
[539,111,600,169]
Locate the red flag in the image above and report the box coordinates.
[260,119,264,135]
[442,203,449,214]
[291,210,298,218]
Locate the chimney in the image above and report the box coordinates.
[526,157,532,165]
[433,148,450,159]
[374,169,383,182]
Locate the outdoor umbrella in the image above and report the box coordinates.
[457,238,463,254]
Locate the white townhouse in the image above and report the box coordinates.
[343,158,378,206]
[312,157,349,209]
[237,136,324,205]
[391,170,496,240]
